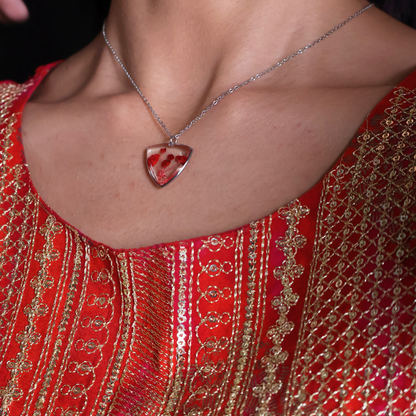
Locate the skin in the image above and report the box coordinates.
[15,0,416,248]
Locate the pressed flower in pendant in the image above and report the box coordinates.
[146,144,193,187]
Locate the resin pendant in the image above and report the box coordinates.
[146,143,193,187]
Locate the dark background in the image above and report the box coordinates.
[0,0,415,83]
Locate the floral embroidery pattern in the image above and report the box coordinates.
[254,201,309,416]
[0,216,62,412]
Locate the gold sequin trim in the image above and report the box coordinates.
[224,222,259,415]
[164,246,189,415]
[254,201,309,416]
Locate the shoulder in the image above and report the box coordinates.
[0,63,59,124]
[0,79,33,125]
[357,74,416,174]
[0,80,25,110]
[341,78,416,216]
[359,8,416,86]
[0,76,39,170]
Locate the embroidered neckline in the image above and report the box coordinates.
[11,63,416,253]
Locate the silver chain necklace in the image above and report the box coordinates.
[103,3,374,187]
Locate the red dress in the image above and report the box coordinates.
[0,64,415,416]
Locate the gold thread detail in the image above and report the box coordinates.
[285,86,416,415]
[99,252,132,415]
[164,246,188,414]
[33,230,79,414]
[253,200,309,416]
[0,215,62,412]
[225,222,259,414]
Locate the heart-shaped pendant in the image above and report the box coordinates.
[146,143,193,187]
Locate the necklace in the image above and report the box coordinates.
[103,3,374,187]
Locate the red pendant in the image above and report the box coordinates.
[146,143,193,187]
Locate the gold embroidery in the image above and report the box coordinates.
[108,248,173,415]
[0,215,62,412]
[164,245,190,415]
[183,234,240,415]
[89,247,119,415]
[45,237,91,415]
[173,243,195,416]
[63,243,116,416]
[2,79,413,415]
[236,217,274,413]
[99,252,132,416]
[254,201,309,416]
[19,227,73,414]
[216,231,245,415]
[0,83,31,121]
[32,230,78,414]
[285,87,416,415]
[163,246,177,415]
[224,222,259,415]
[0,83,38,370]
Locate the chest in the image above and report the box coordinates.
[2,79,416,414]
[21,84,393,248]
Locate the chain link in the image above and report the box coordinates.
[103,3,374,145]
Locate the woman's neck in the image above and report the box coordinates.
[103,0,371,99]
[34,0,375,127]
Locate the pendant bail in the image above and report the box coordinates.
[169,134,180,146]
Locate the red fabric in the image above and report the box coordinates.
[0,65,414,415]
